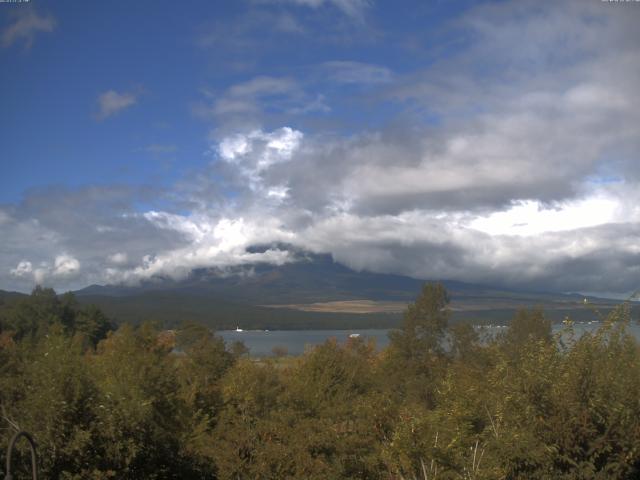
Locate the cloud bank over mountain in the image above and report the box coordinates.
[2,0,639,295]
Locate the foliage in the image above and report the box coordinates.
[385,282,451,406]
[0,287,114,345]
[2,284,640,479]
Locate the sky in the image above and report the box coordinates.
[1,0,639,295]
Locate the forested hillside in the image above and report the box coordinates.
[1,285,640,479]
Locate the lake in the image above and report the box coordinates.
[219,329,391,356]
[219,320,640,356]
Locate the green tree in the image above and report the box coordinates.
[502,308,551,346]
[385,282,450,406]
[0,288,113,346]
[89,323,199,478]
[390,282,450,356]
[73,304,114,347]
[0,328,99,479]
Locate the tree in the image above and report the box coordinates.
[384,282,450,406]
[499,308,552,361]
[389,282,450,357]
[0,286,62,340]
[89,323,200,478]
[74,304,114,347]
[0,328,99,478]
[0,288,113,346]
[449,322,481,363]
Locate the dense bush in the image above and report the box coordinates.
[1,285,639,479]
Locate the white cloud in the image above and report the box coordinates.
[287,94,331,115]
[267,185,290,200]
[111,216,295,284]
[8,254,80,286]
[143,211,213,243]
[200,76,328,128]
[228,76,296,98]
[272,0,371,20]
[2,9,56,48]
[33,267,47,286]
[469,196,621,237]
[208,76,298,119]
[217,127,303,193]
[52,254,80,277]
[218,134,252,162]
[107,252,128,265]
[322,61,392,85]
[274,12,305,33]
[10,260,32,278]
[96,90,138,120]
[565,83,628,111]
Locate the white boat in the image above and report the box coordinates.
[349,333,360,338]
[235,326,243,332]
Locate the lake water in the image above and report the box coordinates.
[219,321,640,356]
[219,329,391,356]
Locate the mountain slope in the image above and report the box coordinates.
[70,252,626,329]
[76,252,577,304]
[0,289,27,303]
[76,253,426,303]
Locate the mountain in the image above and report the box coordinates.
[0,289,27,305]
[71,251,626,329]
[76,253,427,303]
[76,251,574,303]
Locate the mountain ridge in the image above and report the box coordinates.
[2,252,628,330]
[74,252,576,304]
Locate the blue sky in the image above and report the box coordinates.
[1,0,640,294]
[1,0,474,202]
